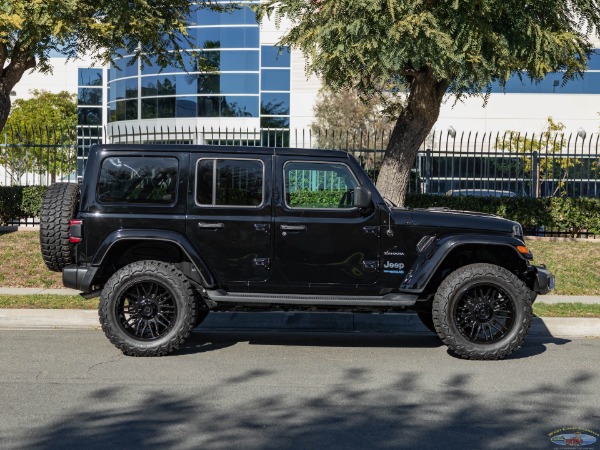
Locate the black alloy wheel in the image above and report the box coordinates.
[116,280,178,340]
[453,284,515,344]
[432,263,533,360]
[99,260,197,356]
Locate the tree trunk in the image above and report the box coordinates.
[375,68,449,206]
[0,90,11,133]
[0,54,37,132]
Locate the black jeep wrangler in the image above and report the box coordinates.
[40,144,554,360]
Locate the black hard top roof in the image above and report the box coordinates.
[92,144,352,160]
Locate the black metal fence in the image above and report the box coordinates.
[2,124,599,199]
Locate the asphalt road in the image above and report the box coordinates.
[1,329,599,450]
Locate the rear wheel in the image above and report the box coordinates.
[40,182,80,272]
[99,260,197,356]
[432,263,532,360]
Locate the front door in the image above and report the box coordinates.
[186,154,272,289]
[272,158,381,293]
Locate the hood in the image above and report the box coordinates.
[392,207,521,236]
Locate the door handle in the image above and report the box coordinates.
[198,222,224,229]
[280,225,307,231]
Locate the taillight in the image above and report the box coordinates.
[69,219,83,243]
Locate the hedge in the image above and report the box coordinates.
[0,186,47,225]
[1,186,598,235]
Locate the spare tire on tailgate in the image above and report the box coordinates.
[40,182,80,272]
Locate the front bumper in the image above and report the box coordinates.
[533,265,555,295]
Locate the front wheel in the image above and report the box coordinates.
[99,260,197,356]
[432,263,533,360]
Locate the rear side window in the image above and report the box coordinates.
[196,158,263,207]
[97,156,178,204]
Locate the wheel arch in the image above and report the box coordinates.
[91,229,217,289]
[401,234,530,296]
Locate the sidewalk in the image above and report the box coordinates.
[0,288,599,337]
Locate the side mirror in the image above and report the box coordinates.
[353,186,372,208]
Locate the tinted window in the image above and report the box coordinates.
[261,69,290,91]
[78,88,102,106]
[196,159,263,206]
[261,93,290,115]
[98,157,178,204]
[189,6,257,25]
[285,162,358,209]
[261,46,290,68]
[78,68,103,87]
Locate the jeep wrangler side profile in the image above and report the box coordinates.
[40,144,554,360]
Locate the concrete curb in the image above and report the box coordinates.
[0,310,599,338]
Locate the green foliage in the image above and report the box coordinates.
[1,90,77,183]
[494,118,591,196]
[0,185,47,225]
[288,190,342,208]
[406,194,600,235]
[258,0,600,206]
[258,0,597,101]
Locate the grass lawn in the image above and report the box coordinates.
[0,230,598,295]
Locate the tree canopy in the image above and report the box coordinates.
[1,89,77,183]
[259,0,600,205]
[0,0,228,131]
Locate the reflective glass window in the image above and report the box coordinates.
[189,6,257,26]
[196,73,258,94]
[261,46,290,68]
[142,98,157,119]
[158,97,176,118]
[98,156,178,204]
[197,97,220,117]
[192,27,259,49]
[141,77,158,97]
[113,80,126,100]
[490,71,600,94]
[221,96,259,117]
[176,97,197,117]
[586,49,600,70]
[78,88,102,106]
[193,50,259,71]
[260,116,290,128]
[196,159,263,207]
[125,78,138,99]
[261,69,290,91]
[261,93,290,115]
[112,56,137,78]
[176,75,199,96]
[284,162,358,209]
[78,68,103,86]
[78,108,102,125]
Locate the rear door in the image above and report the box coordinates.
[186,154,272,289]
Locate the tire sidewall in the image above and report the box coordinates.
[433,264,532,359]
[99,261,195,354]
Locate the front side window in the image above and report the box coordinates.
[196,159,263,207]
[285,162,358,209]
[97,157,178,204]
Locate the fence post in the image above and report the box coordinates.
[531,150,540,199]
[425,149,432,194]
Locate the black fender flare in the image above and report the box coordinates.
[400,234,530,293]
[91,229,217,288]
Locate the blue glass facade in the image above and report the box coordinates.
[77,67,104,176]
[107,5,291,126]
[491,50,600,94]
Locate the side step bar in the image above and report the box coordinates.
[206,290,417,307]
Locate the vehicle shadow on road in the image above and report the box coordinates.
[179,329,444,356]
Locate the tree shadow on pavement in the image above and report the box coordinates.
[21,366,597,450]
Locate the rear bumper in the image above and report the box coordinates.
[533,265,555,295]
[63,264,98,292]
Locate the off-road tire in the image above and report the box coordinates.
[40,182,80,272]
[432,263,533,360]
[99,260,197,356]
